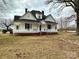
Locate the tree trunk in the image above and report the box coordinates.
[76,10,79,35]
[74,0,79,35]
[6,26,9,31]
[76,20,79,35]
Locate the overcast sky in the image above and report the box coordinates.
[0,0,76,20]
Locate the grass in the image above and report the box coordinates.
[0,32,79,59]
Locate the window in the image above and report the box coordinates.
[36,14,42,19]
[25,23,30,29]
[39,25,41,31]
[47,24,51,29]
[55,26,57,29]
[39,16,41,19]
[16,25,19,30]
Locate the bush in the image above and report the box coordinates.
[2,30,7,34]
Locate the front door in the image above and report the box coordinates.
[39,25,41,31]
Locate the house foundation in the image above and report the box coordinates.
[13,32,58,36]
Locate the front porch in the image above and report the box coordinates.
[13,21,58,35]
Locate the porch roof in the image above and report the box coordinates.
[14,19,57,24]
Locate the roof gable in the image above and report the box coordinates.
[14,9,57,23]
[31,10,43,19]
[20,12,36,20]
[45,15,56,22]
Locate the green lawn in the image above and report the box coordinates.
[0,32,79,59]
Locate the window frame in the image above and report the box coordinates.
[47,24,51,29]
[25,23,32,30]
[16,25,19,30]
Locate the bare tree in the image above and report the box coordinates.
[45,0,79,34]
[1,19,13,31]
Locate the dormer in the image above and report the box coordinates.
[31,10,44,19]
[36,13,42,19]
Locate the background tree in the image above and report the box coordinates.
[45,0,79,34]
[1,19,13,31]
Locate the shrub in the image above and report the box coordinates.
[2,29,7,34]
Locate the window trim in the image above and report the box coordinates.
[47,24,51,29]
[16,25,19,30]
[25,23,32,30]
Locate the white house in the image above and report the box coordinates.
[13,9,58,35]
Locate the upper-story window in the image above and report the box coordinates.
[39,16,41,19]
[36,13,42,19]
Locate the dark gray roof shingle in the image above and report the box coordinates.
[14,9,57,24]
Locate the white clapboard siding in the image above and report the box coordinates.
[45,15,55,22]
[20,12,36,20]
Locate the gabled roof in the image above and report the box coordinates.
[45,14,56,22]
[14,9,57,24]
[20,12,36,20]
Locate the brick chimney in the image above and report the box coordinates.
[25,8,27,13]
[42,11,44,19]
